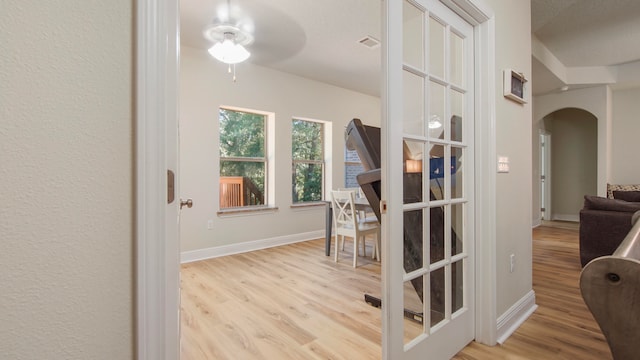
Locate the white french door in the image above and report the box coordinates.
[382,0,475,358]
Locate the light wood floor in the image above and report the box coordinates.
[180,225,611,359]
[454,225,610,359]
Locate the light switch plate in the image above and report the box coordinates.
[498,156,509,173]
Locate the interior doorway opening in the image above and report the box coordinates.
[540,132,551,220]
[537,108,597,223]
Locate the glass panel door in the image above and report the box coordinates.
[387,0,475,358]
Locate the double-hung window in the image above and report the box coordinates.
[219,108,267,209]
[291,118,325,204]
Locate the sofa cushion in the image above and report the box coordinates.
[579,209,635,267]
[583,195,640,212]
[613,190,640,202]
[607,183,640,198]
[579,209,634,266]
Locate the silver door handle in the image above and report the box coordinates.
[180,198,193,209]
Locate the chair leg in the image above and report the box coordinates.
[376,228,382,261]
[373,229,381,261]
[353,236,358,268]
[334,235,339,263]
[372,236,377,260]
[361,234,366,256]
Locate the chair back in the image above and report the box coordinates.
[331,190,357,232]
[338,187,364,199]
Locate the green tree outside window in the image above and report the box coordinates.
[292,119,324,203]
[219,108,266,208]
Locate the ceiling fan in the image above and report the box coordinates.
[202,0,254,81]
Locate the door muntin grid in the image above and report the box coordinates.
[401,0,472,346]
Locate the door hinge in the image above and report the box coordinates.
[167,170,175,204]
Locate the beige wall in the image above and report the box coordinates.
[0,1,133,359]
[486,0,534,317]
[532,85,640,225]
[543,109,598,220]
[612,87,640,184]
[1,0,539,354]
[179,46,380,252]
[532,86,612,225]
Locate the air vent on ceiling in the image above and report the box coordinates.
[359,36,380,49]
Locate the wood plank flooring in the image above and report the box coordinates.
[180,238,383,360]
[180,225,611,359]
[453,225,610,359]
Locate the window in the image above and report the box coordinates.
[219,108,267,209]
[292,118,325,203]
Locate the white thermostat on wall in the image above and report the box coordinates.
[503,69,527,104]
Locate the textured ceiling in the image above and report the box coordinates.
[181,0,640,97]
[181,0,381,96]
[531,0,640,67]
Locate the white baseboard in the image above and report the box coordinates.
[532,217,542,228]
[181,230,325,263]
[552,214,579,222]
[496,290,538,344]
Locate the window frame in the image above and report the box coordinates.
[291,117,327,205]
[218,106,272,212]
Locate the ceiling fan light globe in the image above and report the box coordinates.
[228,43,251,64]
[428,120,442,129]
[428,114,442,129]
[208,40,250,64]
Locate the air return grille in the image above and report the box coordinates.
[358,36,380,49]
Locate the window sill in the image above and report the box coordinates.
[290,202,328,210]
[217,206,279,218]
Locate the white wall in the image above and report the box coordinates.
[1,1,133,359]
[532,84,640,223]
[543,109,597,221]
[179,46,380,254]
[532,86,612,225]
[485,0,534,321]
[611,87,640,183]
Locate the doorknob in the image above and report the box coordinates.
[180,198,193,209]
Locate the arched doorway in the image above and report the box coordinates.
[536,108,597,222]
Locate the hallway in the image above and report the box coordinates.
[455,223,609,359]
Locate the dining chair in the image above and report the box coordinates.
[331,190,381,267]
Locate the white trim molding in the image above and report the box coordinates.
[496,290,538,344]
[532,217,542,228]
[440,0,498,348]
[136,0,180,359]
[552,214,580,222]
[181,231,325,263]
[472,7,498,346]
